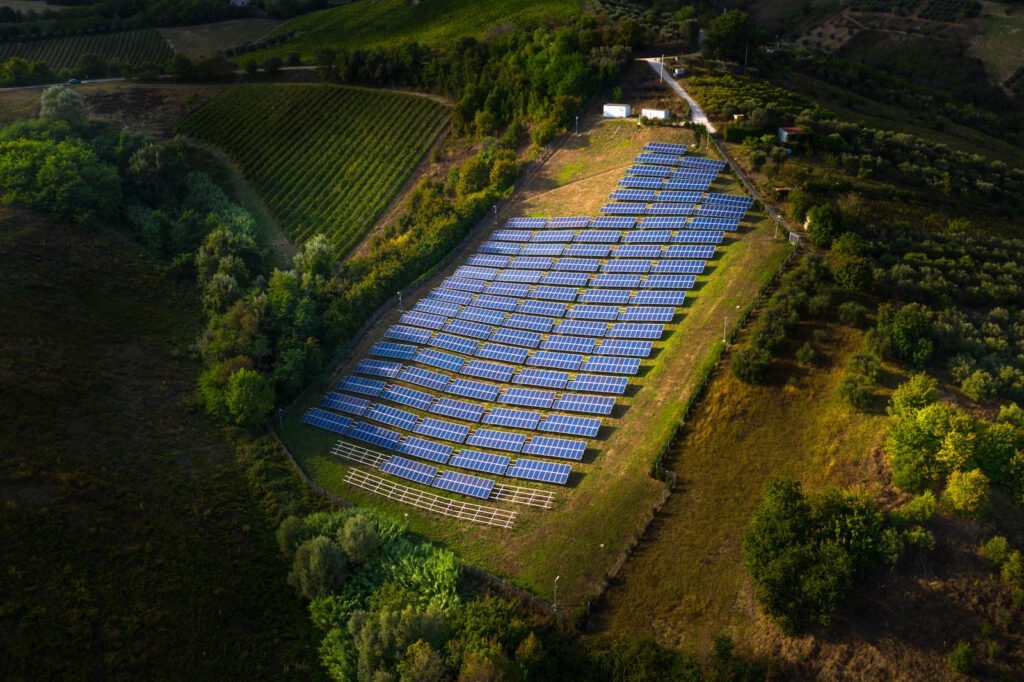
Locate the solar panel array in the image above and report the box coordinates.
[303,144,754,506]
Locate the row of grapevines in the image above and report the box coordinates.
[0,29,173,69]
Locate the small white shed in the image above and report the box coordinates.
[603,103,631,118]
[641,108,670,121]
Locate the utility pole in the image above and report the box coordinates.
[493,204,498,224]
[575,115,579,135]
[397,290,403,312]
[553,575,560,609]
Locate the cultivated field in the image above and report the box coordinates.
[179,83,449,252]
[159,18,283,60]
[0,29,173,69]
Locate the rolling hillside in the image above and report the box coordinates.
[0,29,173,69]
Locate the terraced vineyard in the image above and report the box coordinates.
[180,84,449,252]
[0,29,173,69]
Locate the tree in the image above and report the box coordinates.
[805,203,841,247]
[396,641,448,682]
[456,155,491,197]
[337,514,380,564]
[731,346,771,383]
[277,515,303,558]
[39,85,87,128]
[961,369,998,402]
[832,255,873,291]
[225,367,275,428]
[702,10,757,63]
[262,55,282,75]
[888,373,938,417]
[941,469,989,518]
[876,303,933,369]
[838,373,873,409]
[288,536,347,600]
[293,233,335,285]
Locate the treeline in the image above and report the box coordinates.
[0,53,164,87]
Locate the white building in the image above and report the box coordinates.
[641,108,670,121]
[603,103,631,118]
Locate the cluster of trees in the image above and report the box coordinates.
[0,56,55,86]
[743,478,933,634]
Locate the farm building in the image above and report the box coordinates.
[778,126,806,143]
[603,103,631,118]
[673,68,685,77]
[641,109,670,121]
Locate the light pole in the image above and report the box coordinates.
[397,290,403,312]
[493,204,498,224]
[575,115,579,135]
[553,575,560,609]
[404,513,409,531]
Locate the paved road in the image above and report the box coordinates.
[641,58,716,133]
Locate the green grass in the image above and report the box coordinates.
[249,0,580,61]
[0,208,318,677]
[179,83,448,252]
[0,29,173,69]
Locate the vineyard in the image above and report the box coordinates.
[179,84,449,253]
[0,29,173,69]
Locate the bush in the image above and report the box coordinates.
[225,367,275,428]
[945,641,973,675]
[806,203,842,247]
[277,515,304,558]
[889,492,936,527]
[838,373,873,408]
[888,374,938,417]
[1001,551,1024,587]
[837,301,868,327]
[941,469,990,518]
[847,353,881,384]
[795,342,816,364]
[287,536,347,600]
[337,514,381,565]
[979,536,1010,565]
[39,85,87,128]
[732,346,772,383]
[961,369,998,403]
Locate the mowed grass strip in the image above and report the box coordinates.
[179,84,448,252]
[0,29,173,69]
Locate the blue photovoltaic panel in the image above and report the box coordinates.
[491,229,532,242]
[642,274,696,289]
[454,265,499,281]
[578,289,631,304]
[428,288,474,305]
[467,254,510,268]
[522,436,586,460]
[670,168,717,180]
[548,216,591,228]
[506,216,548,229]
[553,257,601,272]
[401,310,446,330]
[484,407,541,430]
[580,355,642,375]
[614,244,662,258]
[553,393,615,415]
[414,299,460,317]
[461,359,515,383]
[446,377,501,401]
[514,368,570,389]
[618,176,665,189]
[504,313,554,333]
[528,350,583,371]
[399,365,449,392]
[568,305,620,321]
[511,256,553,270]
[449,449,510,475]
[531,229,576,243]
[589,216,636,229]
[355,359,403,378]
[626,164,674,177]
[396,436,453,464]
[594,339,653,357]
[637,217,688,229]
[365,403,419,431]
[381,384,434,411]
[540,272,590,287]
[431,397,485,422]
[679,156,726,170]
[429,332,480,356]
[622,230,672,243]
[517,300,567,318]
[704,192,753,207]
[566,373,628,394]
[574,230,621,243]
[521,243,565,257]
[592,274,643,288]
[655,190,703,203]
[479,240,520,255]
[695,205,746,219]
[489,327,541,348]
[496,269,543,284]
[600,202,647,215]
[322,391,370,416]
[443,276,487,292]
[431,470,494,499]
[607,323,664,340]
[339,375,387,396]
[466,428,526,453]
[539,414,601,437]
[688,217,740,231]
[414,417,470,443]
[645,203,693,215]
[664,245,717,259]
[565,244,612,257]
[635,152,684,166]
[618,306,676,322]
[476,342,529,364]
[670,230,724,245]
[553,319,607,337]
[601,260,651,274]
[380,455,437,485]
[370,342,418,360]
[414,348,465,372]
[458,306,506,326]
[530,285,578,302]
[609,189,656,202]
[499,387,555,409]
[644,141,688,154]
[303,408,353,434]
[443,319,493,340]
[651,259,705,274]
[348,421,403,449]
[630,290,687,305]
[507,459,571,485]
[484,282,531,298]
[473,294,519,312]
[385,324,433,344]
[542,334,596,354]
[664,179,710,191]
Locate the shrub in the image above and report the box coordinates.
[945,641,973,675]
[795,342,816,364]
[876,303,933,369]
[277,515,303,558]
[1001,551,1024,587]
[838,373,873,408]
[979,536,1010,565]
[287,536,347,600]
[337,514,381,564]
[832,255,873,291]
[889,492,936,527]
[806,203,842,247]
[732,346,772,383]
[888,374,938,417]
[837,301,867,327]
[847,353,881,384]
[39,85,87,128]
[961,369,998,403]
[941,469,990,518]
[225,367,275,428]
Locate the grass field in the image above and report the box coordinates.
[970,1,1024,85]
[179,83,449,252]
[0,208,318,678]
[0,29,173,69]
[278,115,792,611]
[159,18,283,60]
[249,0,579,61]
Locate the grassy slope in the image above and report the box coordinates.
[280,116,791,611]
[970,1,1024,84]
[249,0,579,60]
[159,18,284,59]
[0,209,318,678]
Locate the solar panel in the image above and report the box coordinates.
[398,365,449,391]
[531,229,576,243]
[607,323,664,340]
[431,470,494,499]
[580,355,642,375]
[514,368,570,389]
[547,216,591,228]
[384,324,433,345]
[504,313,554,333]
[609,189,657,202]
[553,393,615,415]
[589,216,636,229]
[489,327,541,348]
[428,288,474,305]
[553,257,601,272]
[635,152,684,166]
[521,436,586,461]
[491,229,532,242]
[475,342,529,364]
[670,230,724,245]
[574,230,621,243]
[449,449,510,475]
[540,272,590,287]
[704,192,753,207]
[529,285,578,302]
[370,342,418,360]
[664,179,710,191]
[644,142,688,154]
[528,350,583,371]
[592,274,643,288]
[443,319,493,340]
[618,306,676,322]
[663,245,717,259]
[687,217,740,231]
[498,387,556,409]
[414,299,460,317]
[679,156,726,170]
[519,243,564,256]
[565,244,612,257]
[302,408,353,434]
[645,203,693,216]
[600,202,647,215]
[339,375,387,396]
[466,428,526,453]
[601,259,651,273]
[641,274,695,289]
[484,407,541,430]
[651,260,705,274]
[458,306,506,326]
[414,348,465,372]
[461,359,515,383]
[442,276,487,292]
[541,334,596,354]
[446,378,501,402]
[626,164,674,178]
[568,305,620,321]
[594,339,654,357]
[496,269,543,284]
[365,403,419,431]
[618,176,665,189]
[402,310,447,331]
[413,417,470,443]
[553,320,607,337]
[695,205,746,219]
[322,391,371,415]
[380,384,434,411]
[396,436,453,464]
[578,289,632,304]
[511,256,553,270]
[431,397,485,422]
[613,244,662,258]
[654,190,702,203]
[670,168,717,180]
[354,359,402,379]
[637,217,688,230]
[565,373,628,394]
[506,216,548,229]
[454,265,499,281]
[467,254,511,268]
[348,421,403,449]
[429,332,480,356]
[473,294,519,312]
[380,455,437,485]
[517,300,567,318]
[622,230,672,243]
[479,240,521,255]
[484,282,531,298]
[506,459,572,485]
[538,414,601,437]
[630,290,687,305]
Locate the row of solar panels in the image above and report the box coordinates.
[465,254,708,274]
[600,203,747,219]
[626,163,726,178]
[479,231,724,255]
[609,190,752,208]
[489,219,740,242]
